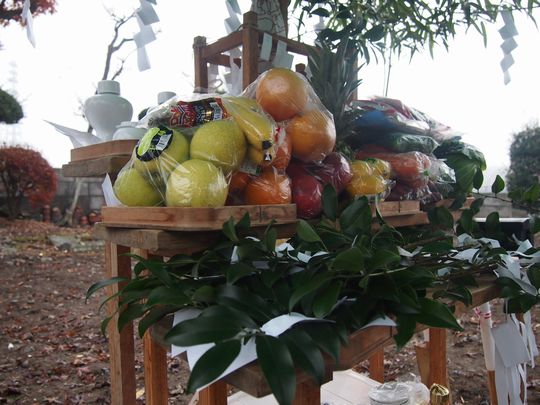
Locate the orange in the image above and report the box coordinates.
[255,68,308,122]
[228,171,250,194]
[286,109,336,163]
[263,130,292,172]
[244,168,292,205]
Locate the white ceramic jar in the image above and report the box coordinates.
[84,80,133,141]
[112,121,147,140]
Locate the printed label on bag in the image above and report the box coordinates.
[136,126,173,162]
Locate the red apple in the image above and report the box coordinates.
[309,152,352,193]
[291,174,323,219]
[286,158,310,179]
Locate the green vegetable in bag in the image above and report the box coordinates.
[373,132,439,154]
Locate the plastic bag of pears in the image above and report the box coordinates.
[113,93,293,208]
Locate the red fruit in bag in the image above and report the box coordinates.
[291,174,323,219]
[309,152,353,193]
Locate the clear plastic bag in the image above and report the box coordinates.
[242,67,336,163]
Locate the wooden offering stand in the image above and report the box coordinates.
[61,140,136,178]
[93,198,500,405]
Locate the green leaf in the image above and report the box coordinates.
[365,25,385,41]
[473,167,484,190]
[428,206,454,229]
[531,216,540,235]
[216,285,275,321]
[458,209,475,235]
[86,277,128,302]
[265,227,277,252]
[165,316,243,346]
[146,286,190,307]
[340,197,372,237]
[300,322,341,361]
[289,273,332,311]
[138,305,177,337]
[449,193,467,210]
[415,298,462,330]
[332,247,365,272]
[222,217,238,242]
[312,281,342,318]
[485,212,500,235]
[421,241,454,254]
[311,7,330,17]
[236,212,251,229]
[201,305,259,329]
[394,315,416,349]
[497,267,538,296]
[432,286,473,306]
[297,219,323,244]
[256,335,296,405]
[226,263,255,284]
[192,285,216,303]
[470,197,485,214]
[322,184,338,221]
[491,175,505,194]
[187,340,241,392]
[282,328,325,385]
[118,303,145,332]
[100,315,113,336]
[523,183,540,203]
[366,249,400,270]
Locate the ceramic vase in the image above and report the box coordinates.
[84,80,133,141]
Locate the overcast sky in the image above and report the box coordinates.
[1,1,539,189]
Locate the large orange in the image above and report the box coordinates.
[244,168,292,205]
[255,68,308,122]
[286,109,336,163]
[262,130,292,172]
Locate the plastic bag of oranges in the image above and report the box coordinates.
[242,67,337,164]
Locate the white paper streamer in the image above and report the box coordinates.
[272,40,293,69]
[133,0,159,72]
[137,46,151,71]
[476,303,496,371]
[45,120,101,148]
[260,33,273,61]
[21,0,36,47]
[499,10,519,85]
[137,0,160,25]
[102,174,124,207]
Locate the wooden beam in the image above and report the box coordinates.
[368,349,385,383]
[428,328,448,388]
[242,11,260,88]
[198,381,228,405]
[105,243,137,405]
[293,380,320,405]
[61,155,130,178]
[193,36,209,93]
[201,31,243,60]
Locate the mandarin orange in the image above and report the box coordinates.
[244,168,292,205]
[286,109,336,163]
[262,131,292,172]
[255,68,308,122]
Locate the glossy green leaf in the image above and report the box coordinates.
[192,285,216,303]
[222,217,238,242]
[86,277,128,302]
[165,316,243,346]
[394,315,416,349]
[485,212,500,235]
[366,249,400,270]
[428,206,454,229]
[473,168,484,190]
[138,305,177,337]
[297,219,323,244]
[491,175,505,194]
[288,273,332,311]
[187,340,241,392]
[226,263,255,284]
[118,303,145,332]
[421,241,454,254]
[415,298,462,330]
[312,281,342,318]
[322,184,338,221]
[282,328,325,385]
[146,286,190,307]
[216,285,275,321]
[332,247,365,272]
[256,335,296,405]
[300,322,341,361]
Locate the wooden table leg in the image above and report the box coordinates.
[428,327,449,388]
[293,380,321,405]
[368,348,385,383]
[198,381,228,405]
[144,333,168,405]
[105,242,136,405]
[137,249,169,405]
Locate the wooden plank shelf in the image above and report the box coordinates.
[62,140,136,178]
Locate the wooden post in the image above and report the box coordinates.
[428,328,449,388]
[105,242,137,405]
[135,249,169,405]
[293,380,321,405]
[193,36,209,93]
[242,11,260,88]
[368,349,385,383]
[415,342,430,386]
[198,381,228,405]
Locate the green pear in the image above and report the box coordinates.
[114,167,163,206]
[190,119,246,172]
[134,126,189,180]
[165,159,228,207]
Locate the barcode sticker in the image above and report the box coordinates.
[210,101,223,120]
[156,133,171,151]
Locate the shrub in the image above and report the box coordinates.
[0,145,57,219]
[0,88,23,124]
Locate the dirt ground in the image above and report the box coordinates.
[1,219,540,404]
